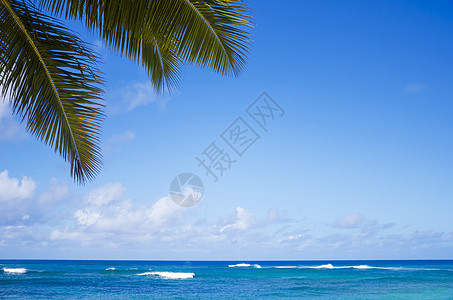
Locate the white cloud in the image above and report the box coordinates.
[104,131,135,151]
[50,229,81,241]
[405,83,426,93]
[38,178,71,208]
[56,183,186,242]
[0,170,36,226]
[0,101,26,141]
[0,170,35,201]
[82,182,125,207]
[0,173,73,227]
[334,213,364,228]
[106,81,171,114]
[220,207,256,232]
[44,184,275,252]
[125,82,156,110]
[261,208,293,226]
[0,177,451,259]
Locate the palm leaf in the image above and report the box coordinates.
[39,0,252,91]
[0,0,104,184]
[141,31,182,93]
[153,0,252,75]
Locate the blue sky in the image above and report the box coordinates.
[1,0,452,259]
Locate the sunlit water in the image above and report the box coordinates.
[1,260,453,299]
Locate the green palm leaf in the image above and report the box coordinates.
[1,0,251,184]
[40,0,252,91]
[0,0,104,184]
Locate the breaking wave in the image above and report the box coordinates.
[137,271,195,279]
[272,264,451,271]
[254,264,262,268]
[300,264,402,270]
[308,264,335,269]
[228,263,262,268]
[228,263,251,267]
[3,268,27,274]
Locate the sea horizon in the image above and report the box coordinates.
[2,258,453,261]
[2,0,453,299]
[2,259,453,298]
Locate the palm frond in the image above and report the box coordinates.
[151,0,253,76]
[0,0,104,184]
[39,0,252,91]
[141,30,182,93]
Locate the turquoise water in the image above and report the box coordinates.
[1,260,453,299]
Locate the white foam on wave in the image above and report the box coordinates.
[351,265,403,270]
[348,265,403,271]
[300,264,405,270]
[253,264,262,268]
[352,265,373,270]
[137,271,195,279]
[228,263,251,267]
[309,264,334,269]
[273,264,451,271]
[3,268,27,274]
[105,267,116,271]
[304,264,397,270]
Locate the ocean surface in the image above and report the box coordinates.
[1,260,453,299]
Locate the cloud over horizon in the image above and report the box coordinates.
[0,173,452,260]
[334,213,364,229]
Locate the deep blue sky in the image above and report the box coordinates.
[1,0,452,259]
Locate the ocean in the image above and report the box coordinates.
[1,260,452,299]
